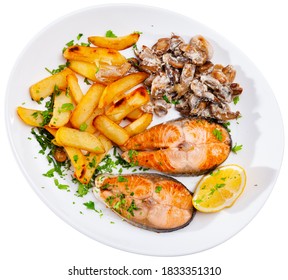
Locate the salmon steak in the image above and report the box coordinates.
[93,173,194,232]
[122,118,231,175]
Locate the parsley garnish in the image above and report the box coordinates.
[127,200,139,217]
[155,186,162,193]
[213,128,223,141]
[54,178,69,191]
[105,30,117,38]
[45,62,70,75]
[233,96,240,105]
[117,176,128,183]
[79,122,88,131]
[58,103,74,113]
[232,143,243,154]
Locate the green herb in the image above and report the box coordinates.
[84,78,91,85]
[213,128,223,141]
[79,123,88,131]
[194,199,203,205]
[117,176,128,183]
[105,30,117,38]
[96,154,117,173]
[222,122,231,133]
[81,42,91,47]
[58,103,74,113]
[45,62,70,75]
[127,200,139,217]
[77,33,83,40]
[73,155,78,163]
[43,168,55,178]
[83,201,95,211]
[133,31,143,34]
[233,96,240,105]
[127,149,139,166]
[209,183,225,196]
[232,143,243,154]
[88,156,97,168]
[54,178,69,190]
[155,186,162,193]
[83,201,103,217]
[162,95,170,103]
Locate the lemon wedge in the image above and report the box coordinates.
[192,164,246,213]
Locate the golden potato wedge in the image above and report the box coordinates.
[81,134,113,184]
[126,108,144,120]
[98,72,148,108]
[17,107,44,127]
[65,147,86,181]
[63,46,127,65]
[67,74,84,104]
[105,86,150,122]
[88,33,140,50]
[44,126,58,137]
[68,60,97,82]
[55,127,105,153]
[124,113,153,136]
[70,83,105,129]
[93,115,130,146]
[30,68,73,101]
[48,91,74,128]
[83,108,104,134]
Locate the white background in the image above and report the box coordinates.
[1,0,287,279]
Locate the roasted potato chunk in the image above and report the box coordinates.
[88,33,140,50]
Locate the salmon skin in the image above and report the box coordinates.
[93,173,194,232]
[122,118,231,175]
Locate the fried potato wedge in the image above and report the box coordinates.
[70,83,105,129]
[83,108,104,134]
[98,72,148,108]
[93,115,130,146]
[56,127,105,153]
[63,46,127,65]
[68,60,97,82]
[81,134,113,184]
[126,108,144,120]
[48,90,74,128]
[17,107,44,127]
[124,113,153,136]
[30,68,73,101]
[105,86,150,122]
[88,33,140,50]
[67,74,84,104]
[65,147,86,181]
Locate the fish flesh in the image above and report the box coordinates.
[122,118,231,175]
[93,173,194,232]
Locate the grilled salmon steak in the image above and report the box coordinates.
[122,118,231,175]
[93,173,194,232]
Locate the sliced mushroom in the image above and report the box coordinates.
[152,38,171,56]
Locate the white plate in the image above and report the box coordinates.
[5,4,284,256]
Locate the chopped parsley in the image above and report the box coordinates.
[105,30,117,38]
[232,143,243,154]
[117,176,128,183]
[233,96,240,105]
[155,186,162,193]
[127,200,139,217]
[79,122,88,131]
[83,201,103,217]
[54,178,70,191]
[213,128,223,141]
[45,62,70,75]
[58,103,74,113]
